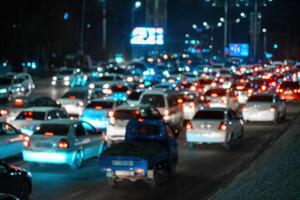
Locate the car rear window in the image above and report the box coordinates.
[140,94,165,107]
[205,89,226,96]
[62,91,86,99]
[194,111,224,120]
[115,110,138,120]
[86,101,114,109]
[16,111,45,120]
[280,82,299,89]
[111,85,128,92]
[35,124,69,135]
[135,124,161,137]
[128,92,142,100]
[248,95,273,102]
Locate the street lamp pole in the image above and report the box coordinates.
[262,28,267,63]
[224,0,228,55]
[80,0,86,54]
[101,0,107,52]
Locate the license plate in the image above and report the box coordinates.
[112,160,134,166]
[115,170,133,176]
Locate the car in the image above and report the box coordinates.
[51,68,86,87]
[0,122,25,160]
[127,90,143,107]
[0,161,32,200]
[186,108,244,149]
[276,81,300,101]
[11,107,68,136]
[99,112,178,187]
[139,88,184,130]
[105,84,131,101]
[3,96,64,123]
[0,73,35,101]
[22,119,106,169]
[80,99,123,130]
[57,89,93,118]
[88,74,123,97]
[242,94,286,123]
[106,105,140,146]
[205,88,239,110]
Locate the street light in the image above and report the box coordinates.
[192,24,198,29]
[132,1,142,29]
[262,28,267,63]
[134,1,142,9]
[240,12,246,18]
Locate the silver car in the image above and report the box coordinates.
[23,119,106,169]
[186,108,244,149]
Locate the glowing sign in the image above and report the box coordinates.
[130,27,164,45]
[229,43,249,57]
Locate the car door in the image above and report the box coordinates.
[74,122,92,159]
[82,122,102,158]
[0,123,23,159]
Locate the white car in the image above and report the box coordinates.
[51,68,84,87]
[11,107,68,136]
[0,122,24,160]
[186,108,244,149]
[127,91,143,107]
[205,88,239,110]
[242,94,286,123]
[57,89,93,117]
[23,119,106,169]
[106,105,139,146]
[0,73,35,101]
[80,99,122,130]
[88,74,123,96]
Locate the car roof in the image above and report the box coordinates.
[20,107,59,112]
[41,119,77,125]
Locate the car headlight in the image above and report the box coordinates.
[89,83,95,89]
[0,88,7,94]
[52,76,57,81]
[64,76,70,81]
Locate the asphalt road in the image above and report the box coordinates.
[5,78,300,200]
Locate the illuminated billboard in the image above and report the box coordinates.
[229,43,249,57]
[130,27,164,45]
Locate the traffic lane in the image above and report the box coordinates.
[9,103,297,200]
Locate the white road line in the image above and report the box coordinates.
[67,190,86,199]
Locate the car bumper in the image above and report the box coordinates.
[23,150,75,165]
[106,125,126,142]
[242,110,276,121]
[186,131,227,144]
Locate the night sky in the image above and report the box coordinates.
[1,0,300,62]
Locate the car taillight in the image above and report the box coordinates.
[271,82,276,87]
[200,96,205,101]
[186,121,193,129]
[190,86,196,91]
[101,132,108,141]
[262,85,267,91]
[58,139,69,149]
[108,110,114,117]
[109,117,115,125]
[0,109,7,116]
[189,102,195,108]
[218,122,227,131]
[221,97,227,103]
[126,90,132,95]
[211,82,217,87]
[77,101,84,107]
[163,110,170,121]
[23,137,30,147]
[270,106,276,112]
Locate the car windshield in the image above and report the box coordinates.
[99,76,114,81]
[115,110,138,120]
[135,124,160,136]
[35,124,69,135]
[194,111,224,120]
[59,70,74,75]
[86,101,114,109]
[62,91,86,99]
[0,77,12,86]
[16,111,45,120]
[140,94,165,107]
[248,96,273,102]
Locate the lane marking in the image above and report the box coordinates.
[67,190,86,199]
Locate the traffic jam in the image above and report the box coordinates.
[0,57,299,199]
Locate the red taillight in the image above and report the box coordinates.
[218,122,227,131]
[108,110,114,118]
[126,90,132,95]
[0,109,7,116]
[23,137,30,147]
[58,139,69,149]
[109,117,116,125]
[262,85,267,91]
[189,102,195,108]
[186,122,193,129]
[101,132,108,141]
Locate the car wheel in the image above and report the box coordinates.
[149,168,160,187]
[70,151,83,170]
[224,133,233,150]
[18,180,31,200]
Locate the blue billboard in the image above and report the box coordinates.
[229,43,249,57]
[130,27,164,45]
